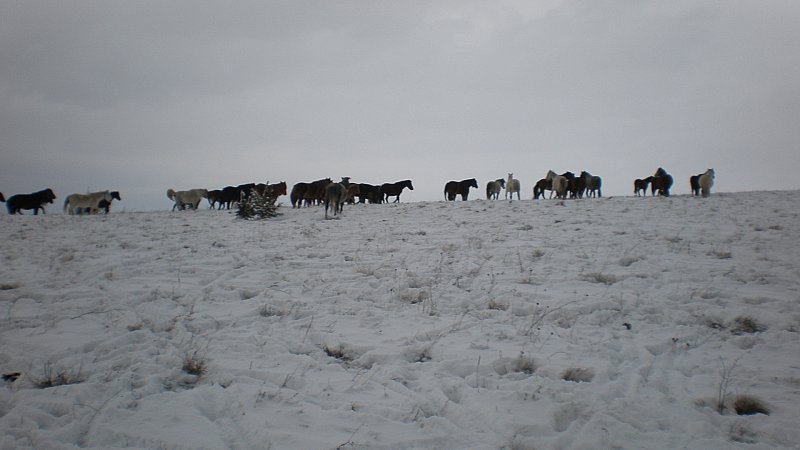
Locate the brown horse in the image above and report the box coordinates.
[291,178,332,207]
[651,168,673,196]
[444,178,478,201]
[265,181,288,199]
[381,180,414,203]
[533,178,552,199]
[634,177,652,196]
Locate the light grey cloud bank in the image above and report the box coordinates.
[2,1,799,210]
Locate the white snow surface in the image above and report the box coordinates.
[1,192,799,449]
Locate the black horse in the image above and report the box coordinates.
[6,189,57,214]
[381,180,414,203]
[689,173,704,196]
[357,183,383,204]
[634,177,652,196]
[444,178,478,201]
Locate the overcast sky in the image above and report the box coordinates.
[2,1,799,211]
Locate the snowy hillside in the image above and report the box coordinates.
[1,192,798,449]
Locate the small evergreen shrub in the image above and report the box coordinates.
[237,191,281,220]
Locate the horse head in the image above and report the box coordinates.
[469,179,478,188]
[110,191,122,201]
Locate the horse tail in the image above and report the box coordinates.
[63,196,70,213]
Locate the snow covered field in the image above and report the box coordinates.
[1,191,799,449]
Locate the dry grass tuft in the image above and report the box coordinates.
[31,361,84,389]
[729,316,766,335]
[561,367,594,383]
[732,395,770,416]
[182,350,209,377]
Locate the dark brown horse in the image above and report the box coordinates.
[444,179,478,201]
[689,173,703,196]
[634,177,652,196]
[265,181,288,199]
[651,168,673,196]
[219,186,242,209]
[357,183,382,204]
[533,178,552,199]
[207,189,224,208]
[381,180,414,203]
[291,178,332,207]
[6,189,56,215]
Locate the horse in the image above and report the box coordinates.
[290,183,307,208]
[381,180,414,203]
[545,171,570,199]
[306,178,333,206]
[216,186,238,209]
[634,177,652,196]
[486,178,505,200]
[64,190,121,215]
[6,189,56,215]
[505,174,520,201]
[265,181,287,200]
[533,178,552,199]
[689,173,703,196]
[444,178,478,201]
[580,171,602,198]
[552,176,569,199]
[650,168,673,197]
[167,188,208,211]
[324,182,348,219]
[0,192,5,203]
[357,183,382,204]
[698,168,715,197]
[346,184,360,204]
[568,175,586,199]
[291,178,331,207]
[206,190,223,209]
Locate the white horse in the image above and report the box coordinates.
[552,176,568,199]
[486,178,505,200]
[167,188,208,211]
[698,168,715,197]
[63,190,121,215]
[544,170,569,199]
[505,173,521,201]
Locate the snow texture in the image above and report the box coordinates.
[1,191,798,449]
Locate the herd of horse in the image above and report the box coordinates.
[1,168,715,216]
